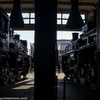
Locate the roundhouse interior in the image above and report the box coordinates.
[0,0,100,100]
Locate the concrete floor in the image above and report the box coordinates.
[0,73,100,100]
[57,73,100,100]
[0,74,34,100]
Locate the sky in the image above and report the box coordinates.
[14,30,82,44]
[14,31,35,43]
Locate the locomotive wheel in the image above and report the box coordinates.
[10,73,15,83]
[23,74,27,79]
[79,68,87,86]
[3,75,9,85]
[69,73,73,81]
[73,71,78,83]
[89,66,100,90]
[16,73,21,81]
[2,61,10,85]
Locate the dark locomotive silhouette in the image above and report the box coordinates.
[60,6,100,90]
[0,7,33,85]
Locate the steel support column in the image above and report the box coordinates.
[34,0,57,100]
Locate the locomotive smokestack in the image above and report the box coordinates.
[72,33,79,41]
[14,34,20,40]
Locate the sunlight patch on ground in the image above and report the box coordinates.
[15,74,34,85]
[56,73,65,79]
[12,85,34,90]
[13,74,34,90]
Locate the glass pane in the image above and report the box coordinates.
[83,20,85,23]
[7,13,11,17]
[62,14,69,19]
[30,19,35,24]
[22,13,29,18]
[57,20,61,24]
[81,14,85,19]
[31,13,35,18]
[23,19,29,24]
[57,13,61,18]
[62,20,67,25]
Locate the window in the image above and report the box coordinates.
[81,14,85,23]
[30,19,35,24]
[22,13,29,24]
[62,14,69,25]
[7,13,35,24]
[22,13,29,18]
[30,13,35,24]
[22,13,35,24]
[23,19,29,24]
[81,14,85,19]
[62,14,69,19]
[7,13,11,17]
[62,20,67,25]
[57,13,61,18]
[31,13,35,18]
[57,13,61,24]
[57,13,85,25]
[57,20,61,24]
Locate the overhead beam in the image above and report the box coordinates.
[96,0,100,7]
[13,24,35,31]
[4,8,88,13]
[0,1,34,4]
[13,24,82,31]
[0,1,96,7]
[58,1,96,7]
[4,8,35,13]
[57,9,88,14]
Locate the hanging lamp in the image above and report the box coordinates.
[66,0,84,30]
[10,0,24,28]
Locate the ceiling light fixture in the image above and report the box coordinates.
[10,0,24,28]
[66,0,84,30]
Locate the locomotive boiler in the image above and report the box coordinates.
[0,7,33,85]
[61,5,100,90]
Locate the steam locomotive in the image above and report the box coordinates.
[0,7,33,85]
[60,5,100,90]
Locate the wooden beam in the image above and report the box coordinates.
[57,9,88,14]
[4,8,88,14]
[13,24,35,31]
[96,0,100,7]
[4,8,35,13]
[57,25,82,31]
[58,1,96,7]
[13,24,82,31]
[0,1,34,4]
[0,1,96,7]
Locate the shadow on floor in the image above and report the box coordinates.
[0,74,34,100]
